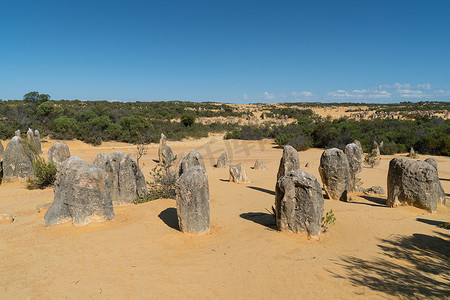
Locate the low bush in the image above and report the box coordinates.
[27,157,57,189]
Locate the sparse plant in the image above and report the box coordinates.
[135,142,148,168]
[364,151,380,168]
[440,222,450,229]
[135,156,178,203]
[321,209,336,233]
[27,157,57,189]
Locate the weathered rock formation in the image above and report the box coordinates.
[178,150,206,177]
[0,141,4,160]
[3,136,35,183]
[387,158,441,213]
[175,166,210,234]
[229,163,248,183]
[15,129,20,137]
[424,157,446,205]
[345,143,363,192]
[93,151,147,206]
[276,145,300,181]
[45,157,115,226]
[253,158,266,170]
[275,169,324,237]
[216,151,229,168]
[364,186,386,195]
[34,130,42,154]
[48,142,71,167]
[408,147,419,159]
[158,133,174,164]
[26,128,42,154]
[318,148,350,201]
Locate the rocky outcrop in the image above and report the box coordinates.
[175,166,210,234]
[158,133,174,164]
[93,151,147,206]
[15,129,20,137]
[216,152,229,168]
[318,148,350,201]
[275,169,323,237]
[3,136,35,183]
[178,150,206,177]
[408,148,419,159]
[0,141,4,160]
[48,142,71,167]
[45,157,115,227]
[424,157,446,205]
[276,145,300,181]
[387,158,441,213]
[229,163,248,183]
[253,158,266,170]
[345,143,363,192]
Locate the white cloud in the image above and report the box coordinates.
[292,91,314,97]
[263,91,275,100]
[417,83,431,90]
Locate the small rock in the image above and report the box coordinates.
[364,186,386,195]
[253,158,266,170]
[229,163,248,183]
[0,213,14,224]
[408,147,419,159]
[216,152,229,168]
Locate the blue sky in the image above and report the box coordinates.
[1,0,449,103]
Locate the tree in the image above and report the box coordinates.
[181,113,195,127]
[23,91,39,102]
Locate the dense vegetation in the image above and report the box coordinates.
[0,92,448,156]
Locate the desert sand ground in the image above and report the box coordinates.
[1,136,449,299]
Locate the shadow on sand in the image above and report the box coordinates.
[416,218,449,229]
[247,186,275,196]
[240,212,276,230]
[158,207,179,231]
[359,195,387,206]
[330,232,450,298]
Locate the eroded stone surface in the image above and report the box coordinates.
[387,158,441,213]
[216,152,229,168]
[229,163,248,183]
[253,158,266,170]
[45,157,115,227]
[175,166,210,234]
[48,142,71,167]
[3,136,35,183]
[93,151,147,206]
[345,143,363,192]
[275,169,323,237]
[318,148,350,201]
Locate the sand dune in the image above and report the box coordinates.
[1,137,449,299]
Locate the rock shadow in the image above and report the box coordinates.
[158,207,179,231]
[330,232,450,298]
[416,218,449,229]
[247,186,275,196]
[439,177,449,182]
[359,195,387,206]
[240,212,276,230]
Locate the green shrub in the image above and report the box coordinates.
[135,157,178,203]
[180,113,196,127]
[322,209,336,233]
[27,157,57,189]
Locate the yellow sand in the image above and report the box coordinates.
[0,137,449,299]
